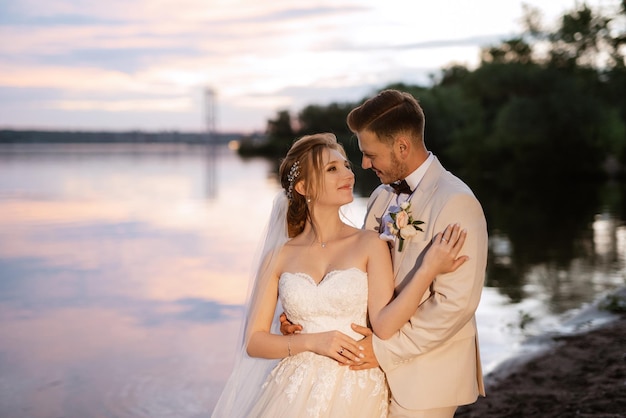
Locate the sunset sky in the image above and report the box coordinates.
[0,0,617,133]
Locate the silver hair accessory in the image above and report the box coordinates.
[286,160,300,200]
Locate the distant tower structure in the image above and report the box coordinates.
[205,88,217,144]
[205,87,217,198]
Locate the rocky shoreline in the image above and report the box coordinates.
[456,288,626,418]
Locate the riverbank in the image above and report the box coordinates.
[456,288,626,418]
[0,128,242,144]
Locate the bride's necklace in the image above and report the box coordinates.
[315,237,330,248]
[316,224,345,249]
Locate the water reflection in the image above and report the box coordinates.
[593,212,626,271]
[488,232,513,266]
[484,212,624,316]
[206,142,218,200]
[0,143,279,417]
[593,213,616,259]
[617,226,626,265]
[0,143,624,416]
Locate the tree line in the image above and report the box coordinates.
[239,1,626,198]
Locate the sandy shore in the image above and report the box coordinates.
[456,297,626,417]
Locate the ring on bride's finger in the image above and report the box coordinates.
[339,348,344,355]
[441,237,448,243]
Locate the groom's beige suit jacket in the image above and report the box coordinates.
[365,157,487,410]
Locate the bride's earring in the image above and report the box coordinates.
[306,197,311,203]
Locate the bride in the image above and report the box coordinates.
[212,133,467,417]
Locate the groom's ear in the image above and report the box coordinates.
[396,136,410,158]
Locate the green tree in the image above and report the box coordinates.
[481,37,534,65]
[548,4,612,69]
[266,110,295,141]
[297,102,354,139]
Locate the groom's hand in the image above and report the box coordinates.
[279,312,303,335]
[349,324,379,370]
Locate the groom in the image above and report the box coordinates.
[347,89,487,418]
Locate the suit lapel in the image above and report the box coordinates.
[391,157,445,277]
[364,157,446,278]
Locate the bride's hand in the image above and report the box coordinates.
[308,331,362,365]
[422,223,468,276]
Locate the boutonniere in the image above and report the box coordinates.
[380,202,424,252]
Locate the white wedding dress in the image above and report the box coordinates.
[247,267,389,418]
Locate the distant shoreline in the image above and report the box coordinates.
[0,129,250,145]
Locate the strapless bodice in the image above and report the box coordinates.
[278,267,367,340]
[247,267,387,418]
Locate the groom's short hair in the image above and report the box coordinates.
[347,89,425,146]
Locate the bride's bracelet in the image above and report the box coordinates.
[287,334,293,357]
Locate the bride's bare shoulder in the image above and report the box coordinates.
[357,228,379,239]
[355,229,385,247]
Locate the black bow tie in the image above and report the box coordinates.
[390,179,412,195]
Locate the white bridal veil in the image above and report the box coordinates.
[211,192,290,417]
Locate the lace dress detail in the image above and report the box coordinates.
[247,268,389,418]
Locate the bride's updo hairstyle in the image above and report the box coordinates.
[279,133,347,238]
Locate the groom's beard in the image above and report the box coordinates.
[377,151,408,185]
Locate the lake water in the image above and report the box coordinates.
[0,142,624,417]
